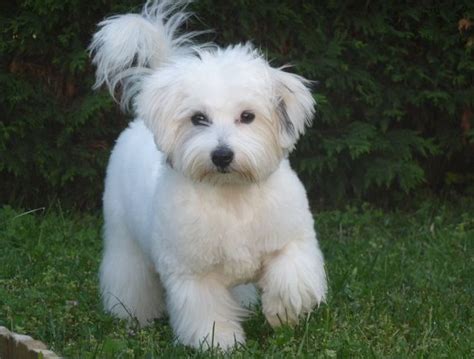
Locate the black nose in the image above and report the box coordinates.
[211,147,234,168]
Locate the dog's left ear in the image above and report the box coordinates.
[272,68,315,150]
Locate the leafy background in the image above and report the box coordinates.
[1,0,473,209]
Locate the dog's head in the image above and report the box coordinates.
[136,45,314,184]
[90,1,315,184]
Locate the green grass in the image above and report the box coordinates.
[1,200,473,358]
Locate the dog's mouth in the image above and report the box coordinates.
[194,165,258,184]
[217,167,231,174]
[216,166,258,183]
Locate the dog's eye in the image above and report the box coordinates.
[191,113,210,126]
[240,111,255,124]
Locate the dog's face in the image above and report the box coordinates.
[135,45,315,184]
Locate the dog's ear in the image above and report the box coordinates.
[135,74,183,154]
[272,68,315,150]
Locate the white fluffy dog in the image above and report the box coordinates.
[90,0,327,350]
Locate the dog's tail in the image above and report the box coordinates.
[89,0,202,109]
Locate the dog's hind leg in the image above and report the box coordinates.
[100,222,166,326]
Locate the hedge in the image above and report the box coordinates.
[1,0,473,208]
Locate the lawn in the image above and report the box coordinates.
[0,199,473,358]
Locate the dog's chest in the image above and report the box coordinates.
[189,200,265,282]
[207,219,264,285]
[159,185,280,283]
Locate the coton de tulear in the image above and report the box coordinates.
[90,0,327,350]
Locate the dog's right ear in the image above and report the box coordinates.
[89,0,197,111]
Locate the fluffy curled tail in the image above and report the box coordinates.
[89,0,201,109]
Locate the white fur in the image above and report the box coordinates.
[92,0,327,351]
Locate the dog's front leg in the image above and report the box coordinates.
[259,238,327,327]
[164,274,247,350]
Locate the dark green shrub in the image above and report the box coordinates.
[193,1,474,205]
[1,0,473,208]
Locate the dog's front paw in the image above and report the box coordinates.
[261,293,299,327]
[205,322,245,351]
[259,241,327,328]
[167,275,248,351]
[177,321,245,351]
[261,279,320,328]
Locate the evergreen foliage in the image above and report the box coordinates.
[1,0,473,208]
